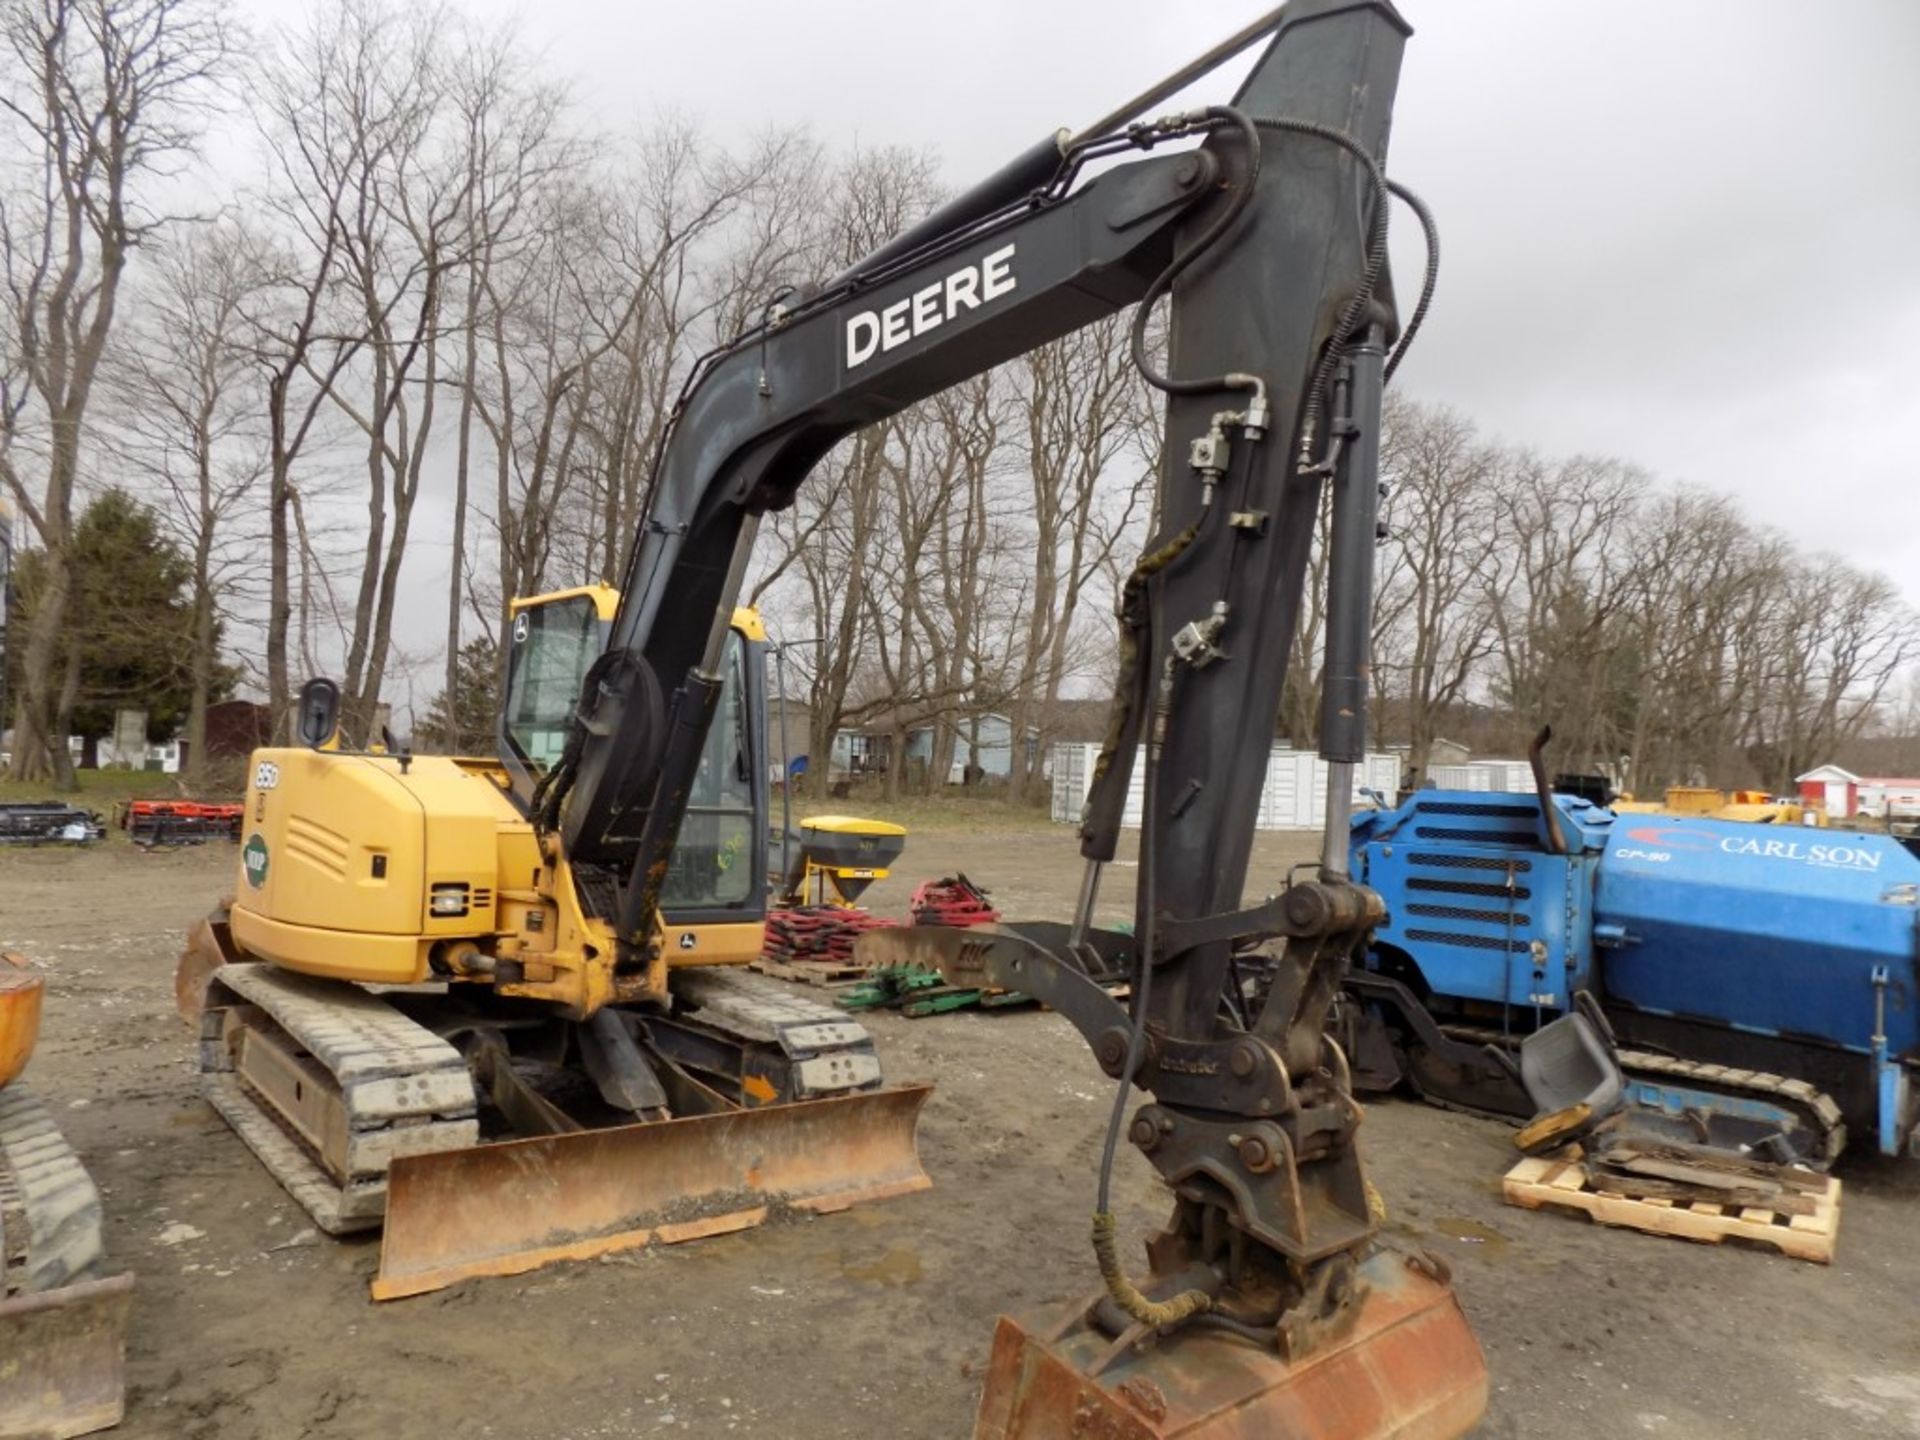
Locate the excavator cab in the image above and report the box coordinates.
[504,586,771,953]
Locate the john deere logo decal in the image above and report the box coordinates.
[243,833,270,889]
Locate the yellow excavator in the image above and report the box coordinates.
[183,4,1488,1434]
[179,586,930,1299]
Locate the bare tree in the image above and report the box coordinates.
[248,3,385,731]
[307,0,466,734]
[0,0,228,783]
[1485,451,1645,767]
[749,145,941,786]
[110,219,266,781]
[1743,560,1913,791]
[439,24,569,748]
[1003,314,1156,794]
[1370,396,1504,777]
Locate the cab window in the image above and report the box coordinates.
[503,596,601,771]
[660,630,756,911]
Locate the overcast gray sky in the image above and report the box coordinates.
[235,0,1920,687]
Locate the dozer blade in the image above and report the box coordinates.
[175,905,236,1027]
[373,1083,933,1300]
[0,1273,134,1440]
[974,1251,1487,1440]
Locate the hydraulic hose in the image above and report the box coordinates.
[1384,178,1439,383]
[1092,1211,1213,1327]
[1128,106,1264,403]
[1090,639,1213,1329]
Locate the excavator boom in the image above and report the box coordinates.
[519,1,1486,1435]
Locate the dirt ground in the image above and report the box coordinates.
[4,824,1917,1439]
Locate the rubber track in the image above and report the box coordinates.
[672,967,874,1040]
[0,1085,104,1296]
[1616,1047,1848,1168]
[671,968,884,1094]
[199,965,479,1233]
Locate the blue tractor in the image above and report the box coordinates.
[1342,787,1920,1165]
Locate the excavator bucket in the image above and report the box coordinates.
[372,1083,934,1300]
[973,1251,1488,1440]
[0,1273,134,1440]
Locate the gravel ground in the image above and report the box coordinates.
[1,825,1913,1438]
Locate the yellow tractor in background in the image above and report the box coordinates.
[1613,785,1826,827]
[178,585,929,1300]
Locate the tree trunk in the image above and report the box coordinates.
[448,264,482,751]
[185,522,216,786]
[10,542,78,789]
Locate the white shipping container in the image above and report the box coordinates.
[1050,742,1399,830]
[1425,760,1533,794]
[1479,760,1536,793]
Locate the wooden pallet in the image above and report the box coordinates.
[1502,1152,1841,1264]
[749,958,868,987]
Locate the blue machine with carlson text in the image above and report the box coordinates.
[1342,788,1920,1163]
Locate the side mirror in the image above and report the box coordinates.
[297,678,341,750]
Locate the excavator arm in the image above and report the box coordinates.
[550,5,1401,893]
[540,2,1486,1433]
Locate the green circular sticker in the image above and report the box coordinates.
[242,832,270,889]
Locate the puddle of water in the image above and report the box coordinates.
[1431,1216,1509,1256]
[841,1245,923,1286]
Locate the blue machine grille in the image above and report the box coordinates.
[1412,825,1543,844]
[1408,853,1532,872]
[1406,877,1530,898]
[1404,928,1531,953]
[1355,792,1598,1007]
[1404,902,1521,923]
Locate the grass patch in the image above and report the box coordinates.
[0,768,189,808]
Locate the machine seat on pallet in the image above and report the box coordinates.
[1509,1012,1626,1154]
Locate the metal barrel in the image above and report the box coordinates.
[0,1273,134,1440]
[372,1083,934,1301]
